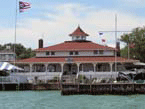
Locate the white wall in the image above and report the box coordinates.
[36,50,114,57]
[36,52,46,57]
[0,54,15,62]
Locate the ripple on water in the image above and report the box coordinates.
[0,91,145,109]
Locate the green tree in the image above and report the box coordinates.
[0,44,3,50]
[121,27,145,62]
[120,46,128,58]
[18,48,35,59]
[1,43,35,59]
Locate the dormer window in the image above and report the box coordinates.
[75,51,79,55]
[69,51,73,55]
[99,50,104,54]
[46,52,49,55]
[69,51,79,55]
[51,52,55,55]
[94,50,98,54]
[76,36,79,40]
[72,37,75,40]
[82,36,86,40]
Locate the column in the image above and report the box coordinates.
[60,63,64,81]
[109,63,113,72]
[93,63,97,79]
[30,63,33,76]
[109,62,113,78]
[45,63,48,83]
[77,63,80,73]
[61,63,64,73]
[45,63,48,72]
[82,63,84,72]
[93,63,96,72]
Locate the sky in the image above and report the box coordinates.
[0,0,145,49]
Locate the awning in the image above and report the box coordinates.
[0,62,23,71]
[133,62,145,66]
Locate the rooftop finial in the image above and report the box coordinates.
[78,24,80,27]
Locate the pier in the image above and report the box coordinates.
[0,83,60,91]
[61,83,145,95]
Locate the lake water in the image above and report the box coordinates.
[0,91,145,109]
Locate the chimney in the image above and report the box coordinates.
[39,39,43,48]
[116,41,120,56]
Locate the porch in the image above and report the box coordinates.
[13,62,130,83]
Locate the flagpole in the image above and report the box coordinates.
[115,14,117,75]
[128,39,130,59]
[14,0,18,65]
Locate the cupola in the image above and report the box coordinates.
[69,25,89,41]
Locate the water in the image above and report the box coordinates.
[0,91,144,109]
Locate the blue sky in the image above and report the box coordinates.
[0,0,145,49]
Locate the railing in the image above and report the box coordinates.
[10,71,140,84]
[0,76,19,84]
[60,73,137,85]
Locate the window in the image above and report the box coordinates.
[72,37,75,40]
[94,50,98,54]
[46,52,49,55]
[75,51,79,55]
[82,36,86,40]
[69,51,73,55]
[76,36,79,40]
[99,50,104,54]
[97,63,110,72]
[51,52,55,55]
[47,65,56,72]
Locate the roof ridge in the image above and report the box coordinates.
[69,26,89,36]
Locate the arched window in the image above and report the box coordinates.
[32,64,45,72]
[96,63,110,72]
[79,63,94,72]
[47,64,56,72]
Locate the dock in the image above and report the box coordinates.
[61,83,145,95]
[0,83,32,91]
[0,82,60,91]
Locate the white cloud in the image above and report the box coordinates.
[1,3,145,49]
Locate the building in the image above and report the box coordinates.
[0,49,15,62]
[15,26,139,81]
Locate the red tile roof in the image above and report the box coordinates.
[34,41,115,52]
[69,26,89,36]
[16,56,138,63]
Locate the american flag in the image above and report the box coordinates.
[102,39,106,42]
[99,32,103,35]
[19,1,31,12]
[99,32,106,43]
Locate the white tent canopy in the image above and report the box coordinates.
[0,62,23,71]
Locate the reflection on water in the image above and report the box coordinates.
[0,91,144,109]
